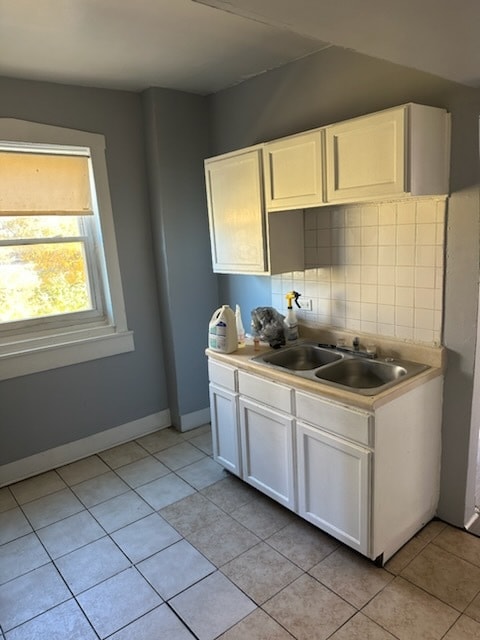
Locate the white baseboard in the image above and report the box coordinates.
[177,407,211,433]
[0,409,171,487]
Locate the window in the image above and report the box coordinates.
[0,119,133,380]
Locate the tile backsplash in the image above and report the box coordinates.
[271,198,446,346]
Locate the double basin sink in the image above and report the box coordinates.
[251,343,429,396]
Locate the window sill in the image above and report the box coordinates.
[0,330,135,381]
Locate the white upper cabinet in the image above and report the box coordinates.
[263,130,324,211]
[325,103,450,203]
[205,146,266,274]
[204,103,450,274]
[204,145,304,275]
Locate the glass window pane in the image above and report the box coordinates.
[0,242,93,323]
[0,216,82,240]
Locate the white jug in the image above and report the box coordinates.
[208,305,237,353]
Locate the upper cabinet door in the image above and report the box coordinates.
[326,108,406,203]
[205,147,267,274]
[263,130,324,211]
[326,104,450,203]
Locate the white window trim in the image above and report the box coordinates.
[0,118,134,381]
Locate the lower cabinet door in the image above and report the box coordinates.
[209,383,241,476]
[296,421,371,555]
[239,397,295,510]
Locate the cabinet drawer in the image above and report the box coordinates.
[208,359,237,391]
[238,370,292,413]
[296,391,372,446]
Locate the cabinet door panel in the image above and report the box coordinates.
[264,131,324,210]
[209,384,241,476]
[296,421,370,554]
[326,108,405,202]
[205,148,266,273]
[239,397,295,509]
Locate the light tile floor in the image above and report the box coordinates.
[1,424,480,639]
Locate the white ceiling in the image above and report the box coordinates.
[1,0,478,95]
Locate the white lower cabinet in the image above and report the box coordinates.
[209,383,241,475]
[207,356,443,564]
[296,421,371,555]
[239,397,295,510]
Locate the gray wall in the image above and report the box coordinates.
[142,88,218,426]
[208,47,480,526]
[0,76,169,464]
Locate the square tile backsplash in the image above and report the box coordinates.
[271,198,446,346]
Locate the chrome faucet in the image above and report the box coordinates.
[336,336,377,359]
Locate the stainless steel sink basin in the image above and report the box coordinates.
[256,344,343,370]
[251,342,429,395]
[314,357,407,388]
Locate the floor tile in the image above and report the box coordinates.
[218,608,295,639]
[111,512,181,563]
[77,567,162,639]
[188,431,214,455]
[136,428,185,453]
[182,424,212,440]
[328,612,397,639]
[400,543,480,611]
[363,576,459,640]
[309,547,393,608]
[89,490,153,533]
[155,441,206,470]
[70,471,129,507]
[36,509,105,559]
[108,604,195,640]
[0,532,50,584]
[138,539,215,600]
[416,518,448,542]
[385,519,448,575]
[0,487,16,513]
[4,599,97,640]
[384,533,428,575]
[186,513,260,567]
[56,455,109,485]
[176,457,227,490]
[0,507,32,545]
[115,455,170,488]
[135,473,196,510]
[0,563,71,631]
[443,614,480,639]
[98,440,149,469]
[263,574,355,640]
[433,525,480,567]
[230,494,294,539]
[55,536,131,594]
[266,519,339,570]
[465,590,480,622]
[200,475,258,513]
[9,471,66,504]
[20,487,84,529]
[222,541,302,604]
[170,571,256,640]
[160,492,225,536]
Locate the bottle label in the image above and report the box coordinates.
[213,321,227,350]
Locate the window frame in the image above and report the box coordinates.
[0,119,134,380]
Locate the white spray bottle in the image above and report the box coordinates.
[235,304,246,348]
[285,291,301,343]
